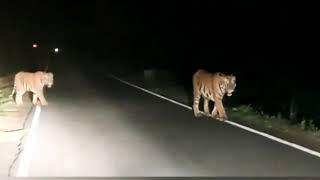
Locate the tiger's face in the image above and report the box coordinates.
[225,75,236,96]
[41,72,54,88]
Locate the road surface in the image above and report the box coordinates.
[12,67,320,177]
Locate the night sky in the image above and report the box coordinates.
[2,1,291,63]
[1,1,318,123]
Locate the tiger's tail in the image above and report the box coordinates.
[9,77,16,97]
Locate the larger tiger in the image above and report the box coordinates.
[192,69,236,121]
[10,71,54,106]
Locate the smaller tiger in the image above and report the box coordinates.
[10,71,54,106]
[192,69,236,121]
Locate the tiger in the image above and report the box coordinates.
[10,71,54,106]
[192,69,236,121]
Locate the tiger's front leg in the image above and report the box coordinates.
[37,92,48,106]
[215,100,228,121]
[203,98,210,115]
[32,93,38,105]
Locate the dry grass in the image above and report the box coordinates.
[0,74,33,135]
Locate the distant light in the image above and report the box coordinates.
[54,48,59,53]
[32,44,38,48]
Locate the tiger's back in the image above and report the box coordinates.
[13,72,41,93]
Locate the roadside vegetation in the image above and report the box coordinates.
[0,73,32,140]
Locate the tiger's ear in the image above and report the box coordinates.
[231,75,236,83]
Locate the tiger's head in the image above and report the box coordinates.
[40,72,54,88]
[222,74,236,96]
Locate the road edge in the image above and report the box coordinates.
[8,105,41,177]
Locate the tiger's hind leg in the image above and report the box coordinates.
[193,90,201,117]
[203,98,211,115]
[211,104,218,119]
[15,91,25,105]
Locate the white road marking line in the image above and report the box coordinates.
[108,74,320,159]
[16,105,41,177]
[108,75,192,110]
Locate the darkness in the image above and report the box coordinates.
[1,1,319,125]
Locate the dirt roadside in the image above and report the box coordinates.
[0,74,34,177]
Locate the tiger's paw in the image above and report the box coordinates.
[211,113,218,119]
[32,100,41,106]
[41,102,48,106]
[217,116,228,122]
[193,109,201,117]
[193,111,202,117]
[15,101,23,106]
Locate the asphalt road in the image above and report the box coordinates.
[13,68,320,177]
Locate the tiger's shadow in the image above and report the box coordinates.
[11,91,47,105]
